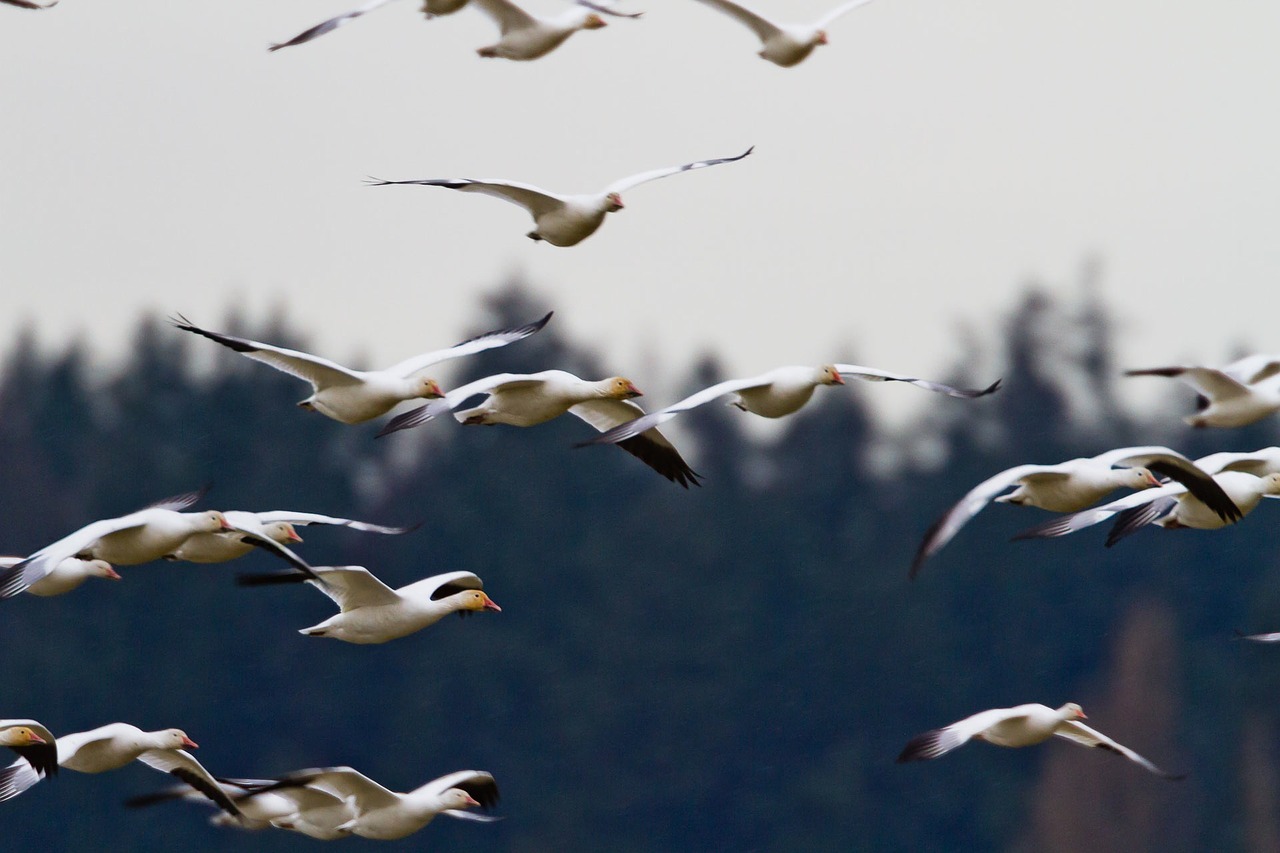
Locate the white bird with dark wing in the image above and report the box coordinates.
[0,556,119,596]
[470,0,640,61]
[1126,354,1280,428]
[377,369,701,487]
[0,724,242,816]
[238,566,500,644]
[367,147,751,247]
[0,720,58,802]
[128,775,357,838]
[580,363,998,447]
[239,767,500,840]
[169,510,416,565]
[1014,470,1280,547]
[897,702,1183,779]
[909,446,1242,577]
[171,311,550,425]
[690,0,876,67]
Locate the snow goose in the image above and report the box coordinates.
[0,556,120,596]
[580,364,999,447]
[1126,357,1280,428]
[909,446,1241,578]
[0,724,241,816]
[691,0,875,67]
[129,776,357,838]
[269,0,472,52]
[0,507,235,598]
[367,147,752,247]
[0,720,57,791]
[171,311,551,425]
[377,369,701,487]
[242,767,499,840]
[1015,470,1280,546]
[238,567,500,644]
[470,0,639,61]
[169,510,415,565]
[897,703,1182,779]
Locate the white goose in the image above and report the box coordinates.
[0,506,235,598]
[239,566,501,644]
[367,147,752,247]
[897,702,1182,779]
[0,720,57,799]
[269,0,472,52]
[1126,356,1280,428]
[0,556,120,596]
[691,0,876,67]
[471,0,640,61]
[580,364,999,447]
[171,311,551,424]
[1015,470,1280,546]
[242,767,500,840]
[910,446,1242,577]
[378,369,701,487]
[169,510,415,565]
[0,724,241,815]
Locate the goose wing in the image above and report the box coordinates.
[367,176,565,217]
[1011,483,1183,541]
[471,0,538,34]
[137,749,242,816]
[690,0,781,41]
[897,707,1028,762]
[833,364,1001,398]
[377,373,546,436]
[1053,721,1184,779]
[580,373,781,446]
[1093,446,1241,522]
[253,511,417,536]
[604,147,754,195]
[570,399,701,488]
[268,0,401,51]
[0,720,57,777]
[381,311,552,377]
[1125,365,1252,402]
[172,316,363,389]
[0,513,150,598]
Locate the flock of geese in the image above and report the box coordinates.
[5,0,1280,843]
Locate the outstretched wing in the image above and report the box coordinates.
[367,176,564,218]
[0,513,150,598]
[1054,721,1184,779]
[172,315,363,390]
[690,0,782,42]
[816,0,877,28]
[1094,445,1241,523]
[604,147,754,195]
[570,399,701,488]
[0,756,43,803]
[245,766,399,812]
[471,0,538,33]
[580,374,779,447]
[1125,366,1252,402]
[137,749,242,816]
[268,0,401,51]
[253,511,417,536]
[1011,483,1183,541]
[382,311,553,377]
[377,373,543,437]
[897,707,1026,762]
[833,364,1001,399]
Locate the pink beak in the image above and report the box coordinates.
[105,567,122,581]
[182,736,199,749]
[28,733,46,745]
[218,517,234,531]
[288,529,304,543]
[464,794,481,807]
[483,596,503,613]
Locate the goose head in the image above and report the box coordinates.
[1059,702,1087,720]
[86,559,122,581]
[604,192,624,212]
[414,376,445,400]
[459,590,502,614]
[1117,467,1163,490]
[439,787,482,810]
[265,522,303,545]
[817,365,845,386]
[1261,472,1280,495]
[602,377,642,399]
[154,728,199,750]
[0,727,46,747]
[581,13,607,30]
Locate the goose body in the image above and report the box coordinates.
[1126,359,1280,428]
[692,0,875,67]
[910,446,1241,577]
[244,767,499,841]
[897,702,1181,778]
[472,0,639,61]
[583,364,998,446]
[379,369,700,487]
[0,556,120,596]
[368,148,751,247]
[239,566,500,644]
[172,312,550,424]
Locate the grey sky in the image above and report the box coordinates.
[3,0,1278,413]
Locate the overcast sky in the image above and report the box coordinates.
[3,0,1278,412]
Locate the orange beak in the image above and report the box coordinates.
[482,594,502,613]
[832,373,846,385]
[626,383,643,397]
[288,529,304,543]
[182,736,199,749]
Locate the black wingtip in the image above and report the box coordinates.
[236,570,313,587]
[895,730,940,763]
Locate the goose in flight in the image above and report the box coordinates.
[579,363,999,448]
[169,510,415,565]
[377,370,701,487]
[238,566,500,644]
[1014,470,1280,547]
[269,0,472,52]
[129,776,357,838]
[367,147,752,247]
[471,0,640,61]
[0,721,57,802]
[239,767,499,840]
[1126,355,1280,428]
[897,702,1183,779]
[171,311,550,425]
[0,556,119,597]
[0,724,241,816]
[690,0,876,67]
[909,446,1242,578]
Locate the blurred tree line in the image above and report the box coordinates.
[1,281,1278,852]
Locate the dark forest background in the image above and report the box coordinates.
[3,282,1280,852]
